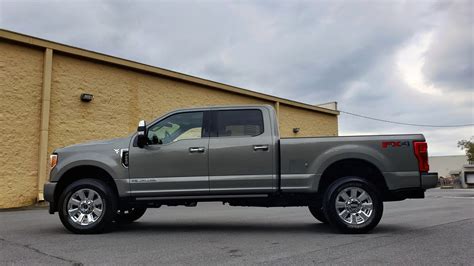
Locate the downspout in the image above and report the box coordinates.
[274,101,280,132]
[37,48,53,201]
[274,101,280,117]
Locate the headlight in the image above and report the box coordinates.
[50,154,58,169]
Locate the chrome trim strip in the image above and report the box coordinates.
[281,174,316,179]
[132,188,209,194]
[130,176,208,183]
[209,175,273,181]
[209,187,273,191]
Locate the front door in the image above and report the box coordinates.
[129,111,210,197]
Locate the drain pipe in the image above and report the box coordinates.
[37,48,53,201]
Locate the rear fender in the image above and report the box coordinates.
[310,144,388,177]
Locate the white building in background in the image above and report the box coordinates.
[430,155,467,178]
[429,155,473,188]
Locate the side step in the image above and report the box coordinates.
[135,194,269,201]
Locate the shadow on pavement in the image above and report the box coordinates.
[39,219,411,236]
[98,221,411,235]
[114,221,333,234]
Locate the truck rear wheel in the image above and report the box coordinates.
[115,207,147,224]
[308,205,328,223]
[323,177,383,234]
[58,178,117,234]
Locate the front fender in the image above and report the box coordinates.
[50,151,131,198]
[50,154,123,183]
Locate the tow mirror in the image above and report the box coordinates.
[137,120,147,148]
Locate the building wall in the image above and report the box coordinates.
[48,54,275,155]
[0,38,338,209]
[279,103,338,137]
[0,42,44,208]
[429,155,468,178]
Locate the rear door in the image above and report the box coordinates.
[208,107,275,193]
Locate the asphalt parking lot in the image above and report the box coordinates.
[1,188,473,265]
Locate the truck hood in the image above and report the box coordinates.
[54,136,133,154]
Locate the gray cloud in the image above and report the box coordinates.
[422,0,473,92]
[0,0,472,155]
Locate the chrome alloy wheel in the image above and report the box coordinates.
[67,188,104,226]
[335,187,373,225]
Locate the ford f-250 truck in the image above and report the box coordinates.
[44,105,438,234]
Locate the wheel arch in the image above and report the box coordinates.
[318,158,388,195]
[53,165,119,209]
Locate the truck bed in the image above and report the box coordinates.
[279,134,426,192]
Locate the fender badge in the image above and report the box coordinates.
[114,149,120,154]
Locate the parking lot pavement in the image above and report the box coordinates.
[1,188,473,265]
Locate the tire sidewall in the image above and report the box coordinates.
[58,179,117,234]
[323,177,383,234]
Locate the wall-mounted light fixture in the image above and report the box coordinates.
[293,128,300,134]
[80,93,94,102]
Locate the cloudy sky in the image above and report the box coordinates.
[1,0,472,155]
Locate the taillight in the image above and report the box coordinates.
[413,141,429,172]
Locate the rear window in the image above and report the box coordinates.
[215,110,264,137]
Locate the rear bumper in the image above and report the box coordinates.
[421,172,438,189]
[384,172,438,201]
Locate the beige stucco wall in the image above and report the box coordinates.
[48,54,274,153]
[0,38,338,209]
[279,103,338,137]
[0,42,44,208]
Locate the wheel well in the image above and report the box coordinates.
[54,165,119,205]
[318,159,388,194]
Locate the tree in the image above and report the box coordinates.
[457,137,474,162]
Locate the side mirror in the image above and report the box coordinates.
[137,120,147,148]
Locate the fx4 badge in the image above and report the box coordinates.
[382,141,410,148]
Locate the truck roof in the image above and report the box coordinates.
[170,104,276,112]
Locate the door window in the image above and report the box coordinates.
[215,110,264,137]
[147,112,204,144]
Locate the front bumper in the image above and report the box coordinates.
[421,172,438,189]
[44,182,57,214]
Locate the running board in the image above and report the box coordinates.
[135,194,269,201]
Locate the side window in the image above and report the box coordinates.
[215,110,264,137]
[147,112,204,144]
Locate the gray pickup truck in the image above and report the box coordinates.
[44,105,438,234]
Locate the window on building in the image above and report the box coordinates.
[215,110,264,137]
[147,112,204,144]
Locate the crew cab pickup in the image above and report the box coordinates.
[44,105,438,234]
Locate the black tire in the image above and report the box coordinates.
[58,178,117,234]
[323,177,383,234]
[308,205,328,223]
[115,207,147,224]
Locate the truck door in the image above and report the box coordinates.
[128,111,210,197]
[208,108,275,193]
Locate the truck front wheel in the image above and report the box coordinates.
[58,178,117,234]
[323,177,383,234]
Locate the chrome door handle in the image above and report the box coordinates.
[253,145,269,151]
[189,147,205,153]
